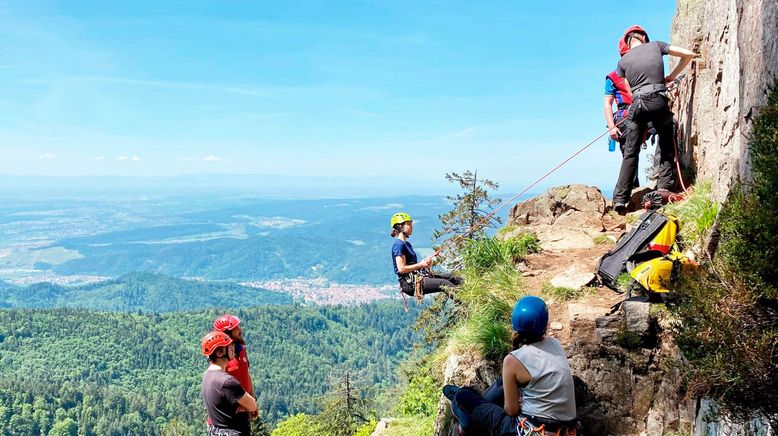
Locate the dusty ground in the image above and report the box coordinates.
[521,241,625,346]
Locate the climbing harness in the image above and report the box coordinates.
[399,269,431,312]
[208,426,242,436]
[517,416,578,436]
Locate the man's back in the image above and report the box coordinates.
[202,369,250,435]
[617,41,670,92]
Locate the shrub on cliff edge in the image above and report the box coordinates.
[672,80,778,420]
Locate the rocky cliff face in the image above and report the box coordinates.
[670,0,778,200]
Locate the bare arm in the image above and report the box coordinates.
[603,95,616,129]
[236,392,258,413]
[603,95,623,140]
[666,45,697,82]
[395,255,431,275]
[502,354,532,417]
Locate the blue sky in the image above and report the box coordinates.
[0,0,677,193]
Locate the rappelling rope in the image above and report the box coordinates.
[668,74,690,194]
[431,117,629,259]
[430,74,698,259]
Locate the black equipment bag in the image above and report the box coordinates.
[597,211,669,291]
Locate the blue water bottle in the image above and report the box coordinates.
[608,137,616,152]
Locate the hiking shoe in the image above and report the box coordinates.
[614,203,628,216]
[443,384,460,401]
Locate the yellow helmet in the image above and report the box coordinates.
[390,212,412,228]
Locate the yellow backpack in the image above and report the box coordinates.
[629,251,697,293]
[646,214,679,254]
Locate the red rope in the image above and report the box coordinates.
[434,117,629,256]
[670,76,690,194]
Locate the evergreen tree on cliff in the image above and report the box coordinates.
[315,371,373,436]
[433,170,502,268]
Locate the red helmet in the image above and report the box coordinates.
[621,25,649,53]
[201,331,232,356]
[618,38,631,56]
[213,314,241,332]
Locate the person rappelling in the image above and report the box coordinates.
[610,25,697,215]
[390,212,462,307]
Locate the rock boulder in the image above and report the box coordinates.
[506,185,609,250]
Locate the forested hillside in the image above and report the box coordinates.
[0,272,291,311]
[0,302,419,435]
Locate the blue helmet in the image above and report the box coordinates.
[511,296,548,337]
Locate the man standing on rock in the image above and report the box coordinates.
[611,25,697,215]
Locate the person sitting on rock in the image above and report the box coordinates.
[443,296,578,436]
[390,212,462,302]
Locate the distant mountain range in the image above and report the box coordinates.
[0,173,455,198]
[1,195,451,286]
[0,272,291,312]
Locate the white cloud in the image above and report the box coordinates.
[78,76,276,98]
[116,155,141,161]
[94,156,106,160]
[38,153,57,160]
[359,203,403,211]
[203,155,226,162]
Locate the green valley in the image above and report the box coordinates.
[0,302,419,434]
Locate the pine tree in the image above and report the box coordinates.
[314,371,373,436]
[251,415,273,436]
[433,170,502,268]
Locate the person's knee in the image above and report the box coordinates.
[453,388,481,412]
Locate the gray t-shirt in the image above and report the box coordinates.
[616,41,671,93]
[202,369,250,434]
[509,337,576,421]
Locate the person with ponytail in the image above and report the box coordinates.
[390,212,461,298]
[443,296,578,435]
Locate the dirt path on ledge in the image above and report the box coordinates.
[521,244,624,346]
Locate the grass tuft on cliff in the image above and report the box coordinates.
[671,80,778,419]
[390,232,536,431]
[452,234,537,358]
[663,181,718,251]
